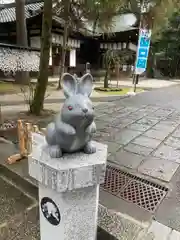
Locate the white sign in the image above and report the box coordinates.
[69,49,76,67]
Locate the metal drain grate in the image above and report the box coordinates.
[101,165,168,213]
[102,165,130,195]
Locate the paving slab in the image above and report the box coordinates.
[136,117,160,127]
[127,111,147,120]
[138,157,179,182]
[101,141,122,155]
[114,129,142,145]
[127,123,152,132]
[153,109,174,117]
[110,117,135,129]
[108,149,145,169]
[139,105,160,113]
[164,136,180,148]
[166,112,180,123]
[153,120,179,131]
[124,143,154,156]
[132,136,161,149]
[140,221,171,240]
[153,144,180,163]
[143,129,172,140]
[172,128,180,138]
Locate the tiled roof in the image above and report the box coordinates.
[0,1,43,23]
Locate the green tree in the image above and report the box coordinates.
[15,0,29,84]
[103,49,133,88]
[154,10,180,77]
[30,0,52,115]
[119,0,179,78]
[118,0,178,30]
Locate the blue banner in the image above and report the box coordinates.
[135,29,151,75]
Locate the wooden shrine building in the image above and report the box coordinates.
[0,0,138,78]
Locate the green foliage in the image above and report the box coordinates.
[103,49,133,69]
[117,0,179,40]
[154,9,180,77]
[53,0,122,34]
[102,49,134,88]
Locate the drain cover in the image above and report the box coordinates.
[102,165,130,195]
[101,165,168,213]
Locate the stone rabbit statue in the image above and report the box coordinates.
[45,73,96,158]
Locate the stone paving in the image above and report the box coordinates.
[95,102,180,183]
[137,221,180,240]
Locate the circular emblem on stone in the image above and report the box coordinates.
[40,197,61,226]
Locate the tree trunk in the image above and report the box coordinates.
[58,23,69,89]
[30,0,52,115]
[15,0,29,84]
[57,0,70,89]
[104,67,109,88]
[146,47,155,78]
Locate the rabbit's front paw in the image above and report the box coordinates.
[48,145,62,158]
[62,124,76,136]
[67,127,76,135]
[86,122,96,135]
[84,141,96,154]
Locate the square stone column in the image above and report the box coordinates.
[28,133,107,240]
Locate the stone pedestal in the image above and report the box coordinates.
[28,133,107,240]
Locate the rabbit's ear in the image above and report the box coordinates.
[62,73,77,98]
[78,73,93,97]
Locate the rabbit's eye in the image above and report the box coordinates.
[68,106,73,111]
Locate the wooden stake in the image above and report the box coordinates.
[7,120,46,164]
[25,122,33,156]
[7,153,23,164]
[17,119,26,156]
